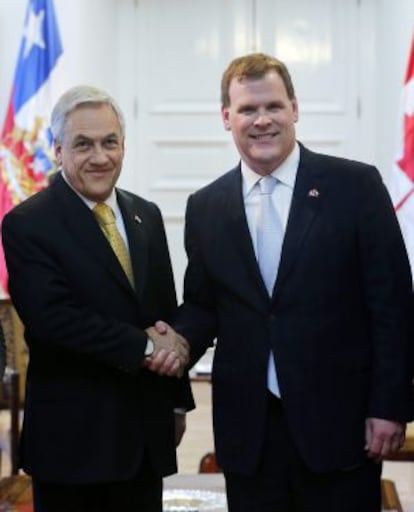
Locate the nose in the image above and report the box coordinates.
[254,111,272,127]
[90,145,109,164]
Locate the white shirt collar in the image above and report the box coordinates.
[241,142,300,197]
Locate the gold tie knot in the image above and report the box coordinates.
[93,202,115,226]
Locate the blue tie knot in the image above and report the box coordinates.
[259,175,277,195]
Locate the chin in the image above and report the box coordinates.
[84,189,112,202]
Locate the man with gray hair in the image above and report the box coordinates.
[2,85,193,512]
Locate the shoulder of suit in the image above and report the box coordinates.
[191,165,240,200]
[4,181,54,221]
[117,187,151,204]
[300,143,379,181]
[116,187,162,218]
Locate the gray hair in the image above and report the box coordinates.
[51,85,125,142]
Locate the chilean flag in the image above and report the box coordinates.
[389,34,414,280]
[0,0,63,296]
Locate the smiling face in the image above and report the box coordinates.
[55,103,124,202]
[221,71,298,176]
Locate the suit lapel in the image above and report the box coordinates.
[52,174,136,298]
[222,157,325,305]
[116,189,148,299]
[224,167,271,303]
[274,145,325,292]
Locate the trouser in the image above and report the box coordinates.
[225,393,382,512]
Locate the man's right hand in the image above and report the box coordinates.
[144,321,189,377]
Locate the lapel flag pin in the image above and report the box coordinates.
[308,189,319,198]
[134,214,142,224]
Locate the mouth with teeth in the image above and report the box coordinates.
[250,133,277,140]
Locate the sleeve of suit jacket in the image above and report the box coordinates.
[175,192,219,366]
[356,167,413,421]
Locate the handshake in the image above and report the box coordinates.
[144,321,189,378]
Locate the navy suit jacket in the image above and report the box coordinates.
[175,143,413,474]
[2,173,194,483]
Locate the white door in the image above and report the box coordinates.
[119,0,373,298]
[256,0,362,156]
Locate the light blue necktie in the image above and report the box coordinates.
[256,176,283,396]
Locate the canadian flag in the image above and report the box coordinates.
[389,34,414,279]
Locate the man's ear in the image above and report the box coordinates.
[221,106,231,131]
[54,141,62,166]
[292,98,299,123]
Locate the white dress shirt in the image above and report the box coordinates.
[241,143,300,397]
[241,142,300,260]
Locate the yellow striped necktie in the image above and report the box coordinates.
[93,203,135,288]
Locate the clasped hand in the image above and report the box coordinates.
[144,321,189,377]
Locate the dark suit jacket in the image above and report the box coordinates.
[2,172,194,484]
[175,143,413,474]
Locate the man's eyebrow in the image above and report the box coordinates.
[103,132,120,139]
[72,132,120,141]
[72,134,91,141]
[237,103,255,111]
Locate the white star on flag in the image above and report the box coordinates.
[0,0,63,297]
[23,7,45,58]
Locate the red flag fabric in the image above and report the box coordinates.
[0,0,63,297]
[389,34,414,278]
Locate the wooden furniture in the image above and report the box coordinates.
[199,451,221,473]
[0,300,27,404]
[379,422,414,511]
[387,423,414,462]
[381,479,404,511]
[0,300,27,511]
[0,474,32,511]
[1,370,21,475]
[0,299,25,478]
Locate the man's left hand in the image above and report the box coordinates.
[365,417,406,461]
